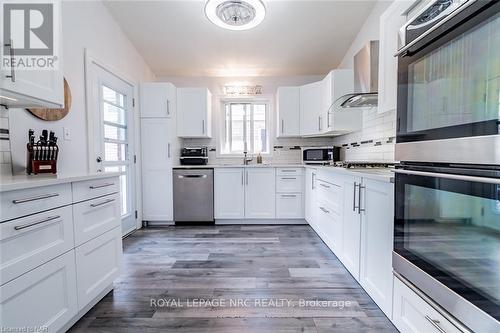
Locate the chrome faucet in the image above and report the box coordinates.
[243,151,253,165]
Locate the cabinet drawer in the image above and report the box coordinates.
[72,176,120,203]
[75,227,122,309]
[0,206,74,285]
[0,183,72,222]
[276,168,304,176]
[0,250,78,333]
[393,277,463,333]
[316,200,342,253]
[316,179,342,212]
[276,194,304,219]
[73,193,120,246]
[276,175,303,193]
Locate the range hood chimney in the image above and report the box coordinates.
[336,40,379,108]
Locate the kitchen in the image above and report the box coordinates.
[0,0,499,332]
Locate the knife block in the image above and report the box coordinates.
[27,143,59,175]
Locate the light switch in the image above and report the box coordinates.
[63,127,71,141]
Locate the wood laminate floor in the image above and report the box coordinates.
[69,225,397,332]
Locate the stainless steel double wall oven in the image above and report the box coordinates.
[394,1,500,332]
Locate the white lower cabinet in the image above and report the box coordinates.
[245,168,276,219]
[276,194,303,219]
[393,277,463,333]
[359,178,394,317]
[315,199,342,254]
[75,227,122,309]
[0,251,78,333]
[214,168,245,219]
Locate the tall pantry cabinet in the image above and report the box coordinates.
[140,83,180,223]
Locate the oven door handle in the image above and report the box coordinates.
[392,169,500,185]
[394,0,476,57]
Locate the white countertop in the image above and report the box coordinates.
[0,172,122,192]
[173,164,394,182]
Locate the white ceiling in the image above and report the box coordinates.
[104,0,376,77]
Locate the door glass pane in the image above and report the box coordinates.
[104,142,126,161]
[406,13,500,133]
[103,102,126,125]
[403,183,500,318]
[103,85,125,107]
[104,124,126,141]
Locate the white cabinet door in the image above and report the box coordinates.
[245,168,276,219]
[378,1,415,114]
[0,206,74,284]
[214,168,245,219]
[140,82,176,118]
[393,277,463,333]
[339,174,362,281]
[0,250,77,333]
[276,194,303,219]
[141,118,173,221]
[359,178,394,317]
[75,227,122,310]
[305,168,317,225]
[177,87,212,138]
[277,87,300,137]
[0,0,64,108]
[300,81,323,136]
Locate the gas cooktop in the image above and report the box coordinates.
[333,161,395,169]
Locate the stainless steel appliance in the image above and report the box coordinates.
[395,0,500,164]
[180,147,208,165]
[173,169,214,222]
[302,147,341,165]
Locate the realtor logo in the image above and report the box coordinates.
[3,3,53,55]
[2,1,58,70]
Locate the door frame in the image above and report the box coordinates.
[84,49,140,235]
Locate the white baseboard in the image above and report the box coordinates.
[216,219,307,225]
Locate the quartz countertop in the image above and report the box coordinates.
[173,163,304,169]
[0,172,122,192]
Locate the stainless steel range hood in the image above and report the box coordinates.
[335,40,379,108]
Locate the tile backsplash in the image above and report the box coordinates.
[0,107,12,176]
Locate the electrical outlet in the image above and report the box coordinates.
[63,127,71,141]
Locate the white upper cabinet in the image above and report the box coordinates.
[0,0,64,108]
[299,81,323,136]
[378,0,415,114]
[140,82,176,118]
[177,87,212,138]
[276,86,300,137]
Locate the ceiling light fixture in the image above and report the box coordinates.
[205,0,266,31]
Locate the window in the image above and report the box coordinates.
[220,101,269,155]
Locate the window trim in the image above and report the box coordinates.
[217,95,274,158]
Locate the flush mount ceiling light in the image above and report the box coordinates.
[205,0,266,31]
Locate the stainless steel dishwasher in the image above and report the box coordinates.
[173,168,214,223]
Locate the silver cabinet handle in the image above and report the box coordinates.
[318,116,321,131]
[241,170,244,186]
[12,193,59,204]
[5,39,15,82]
[89,183,114,189]
[178,174,207,179]
[319,183,330,189]
[424,316,447,333]
[281,194,297,198]
[202,120,205,134]
[281,177,297,180]
[358,184,365,214]
[312,173,316,190]
[168,143,171,158]
[281,170,296,173]
[90,198,115,208]
[319,207,329,214]
[166,99,170,116]
[246,170,249,185]
[281,119,284,134]
[14,215,61,230]
[353,182,358,212]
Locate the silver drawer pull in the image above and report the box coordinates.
[319,207,329,214]
[281,177,297,180]
[281,194,297,198]
[90,198,115,208]
[14,215,61,230]
[89,183,114,189]
[12,193,59,204]
[319,183,330,189]
[281,170,297,173]
[424,315,447,333]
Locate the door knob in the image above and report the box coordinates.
[96,156,102,163]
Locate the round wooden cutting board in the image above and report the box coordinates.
[27,78,72,121]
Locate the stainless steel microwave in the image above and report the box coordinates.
[302,147,340,164]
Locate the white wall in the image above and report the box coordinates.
[9,0,155,175]
[333,0,397,162]
[158,75,334,165]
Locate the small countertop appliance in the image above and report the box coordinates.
[180,147,208,165]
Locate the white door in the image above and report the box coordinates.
[277,87,300,137]
[340,174,362,281]
[87,60,136,236]
[141,118,173,221]
[214,168,245,219]
[140,82,175,118]
[245,168,275,219]
[300,81,323,136]
[359,178,394,317]
[177,87,210,138]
